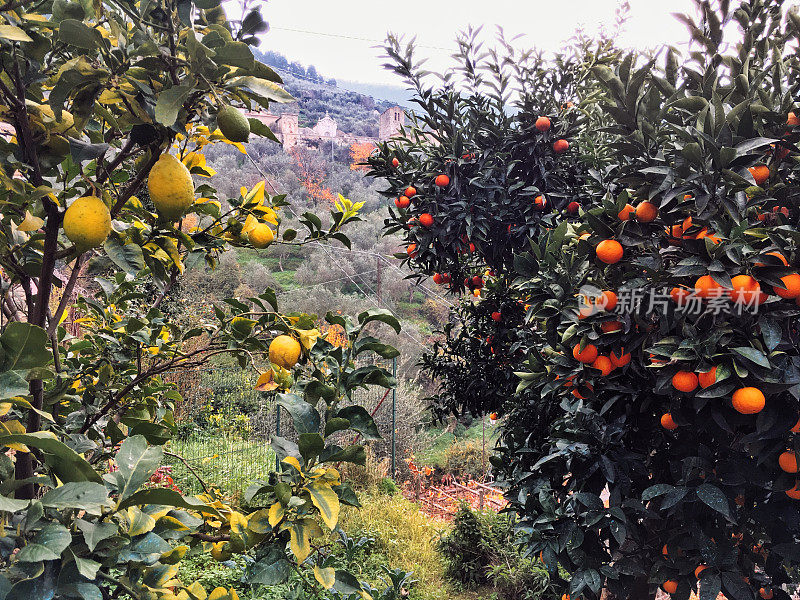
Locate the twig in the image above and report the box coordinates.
[164,450,210,494]
[48,254,86,336]
[96,571,139,599]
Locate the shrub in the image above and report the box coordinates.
[444,440,488,480]
[378,477,400,496]
[487,558,550,600]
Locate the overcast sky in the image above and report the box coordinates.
[250,0,699,85]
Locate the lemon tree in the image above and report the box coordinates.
[0,0,399,598]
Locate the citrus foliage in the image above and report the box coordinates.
[0,0,399,597]
[370,1,800,599]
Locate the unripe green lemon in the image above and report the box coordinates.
[269,335,301,369]
[63,196,111,249]
[248,223,274,248]
[217,106,250,142]
[147,154,194,220]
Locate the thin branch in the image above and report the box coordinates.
[96,138,135,186]
[163,450,210,494]
[111,149,159,217]
[48,254,86,336]
[96,571,138,600]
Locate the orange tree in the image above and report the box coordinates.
[507,2,800,600]
[0,0,401,598]
[370,1,800,599]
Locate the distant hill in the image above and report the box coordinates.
[252,49,410,137]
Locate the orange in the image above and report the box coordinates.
[788,112,799,126]
[749,165,770,185]
[404,186,416,198]
[672,371,699,392]
[597,290,618,311]
[395,195,410,209]
[662,544,669,556]
[698,367,717,389]
[406,243,417,258]
[489,412,498,420]
[694,565,707,578]
[391,157,400,167]
[696,228,721,244]
[601,320,623,333]
[773,273,800,298]
[786,483,800,499]
[618,203,635,221]
[610,348,631,367]
[572,343,598,364]
[682,216,693,233]
[553,139,569,154]
[791,415,800,433]
[757,251,789,267]
[732,387,766,414]
[572,382,593,399]
[635,201,658,222]
[591,355,614,376]
[435,174,450,187]
[779,451,798,473]
[666,224,684,239]
[534,195,547,210]
[596,239,623,264]
[432,273,444,284]
[729,275,761,305]
[535,116,551,132]
[663,580,678,594]
[760,589,773,600]
[694,275,725,299]
[661,413,678,430]
[670,287,689,306]
[419,213,434,227]
[735,495,745,506]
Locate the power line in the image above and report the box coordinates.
[269,25,452,52]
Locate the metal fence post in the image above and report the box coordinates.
[391,356,397,478]
[275,404,281,472]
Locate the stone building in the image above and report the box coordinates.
[379,106,405,141]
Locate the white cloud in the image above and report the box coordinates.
[239,0,700,85]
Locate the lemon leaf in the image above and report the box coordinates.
[313,565,335,590]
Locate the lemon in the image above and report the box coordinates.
[269,335,301,369]
[63,196,111,249]
[147,154,194,220]
[248,223,274,248]
[217,105,250,143]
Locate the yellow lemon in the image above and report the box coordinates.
[63,196,111,249]
[248,223,274,248]
[269,335,301,369]
[147,154,194,220]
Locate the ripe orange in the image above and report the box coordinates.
[553,139,569,154]
[666,224,684,239]
[635,201,658,222]
[749,165,770,185]
[661,413,678,430]
[597,290,618,311]
[391,157,400,167]
[779,451,798,473]
[670,287,689,306]
[610,348,630,367]
[729,275,761,305]
[419,213,434,227]
[663,580,678,594]
[696,228,721,244]
[395,195,410,209]
[732,387,766,414]
[601,320,623,333]
[757,251,789,267]
[698,366,717,389]
[596,239,623,264]
[592,355,614,376]
[489,412,498,420]
[694,275,725,299]
[672,371,699,393]
[406,243,417,258]
[773,273,800,298]
[572,382,593,399]
[432,273,444,284]
[694,565,707,578]
[760,588,774,600]
[535,116,551,132]
[786,483,800,499]
[435,174,450,187]
[618,203,635,221]
[662,544,669,556]
[572,343,598,364]
[788,112,799,126]
[404,186,416,198]
[791,415,800,433]
[534,195,547,210]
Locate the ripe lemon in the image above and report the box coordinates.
[63,196,111,249]
[248,223,274,248]
[269,335,301,369]
[147,154,194,220]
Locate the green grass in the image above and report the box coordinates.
[272,269,297,288]
[416,420,498,468]
[165,432,276,499]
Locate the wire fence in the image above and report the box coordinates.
[162,360,398,500]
